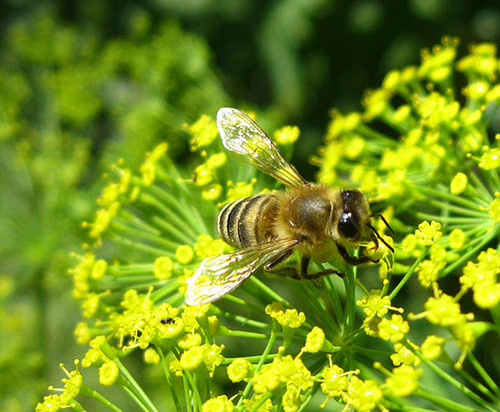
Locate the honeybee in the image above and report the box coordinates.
[185,108,393,305]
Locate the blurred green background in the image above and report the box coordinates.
[0,0,498,409]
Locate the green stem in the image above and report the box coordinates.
[390,251,427,300]
[415,388,477,412]
[110,233,176,257]
[419,357,498,411]
[467,351,500,399]
[442,228,497,276]
[81,384,124,412]
[237,330,277,409]
[157,347,182,411]
[100,342,159,412]
[416,185,488,211]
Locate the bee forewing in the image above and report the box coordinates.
[185,237,299,305]
[217,108,308,188]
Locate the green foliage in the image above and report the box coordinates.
[0,10,227,410]
[37,39,499,411]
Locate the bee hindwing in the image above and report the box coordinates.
[185,238,299,305]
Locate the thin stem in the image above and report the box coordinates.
[415,387,477,412]
[467,351,500,398]
[237,330,277,409]
[419,356,498,411]
[390,251,427,300]
[157,347,182,411]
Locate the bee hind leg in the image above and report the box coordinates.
[264,250,302,280]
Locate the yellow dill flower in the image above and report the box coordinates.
[202,183,223,201]
[457,43,497,79]
[157,316,184,339]
[274,125,300,145]
[344,135,365,160]
[140,143,168,186]
[88,202,120,239]
[252,364,280,393]
[357,289,395,318]
[203,343,225,376]
[74,321,91,344]
[265,302,306,328]
[303,326,325,353]
[154,256,174,279]
[450,172,468,194]
[463,81,490,100]
[489,193,500,223]
[282,385,301,412]
[415,220,442,246]
[448,228,466,249]
[385,364,422,397]
[194,234,231,259]
[175,245,195,264]
[201,395,234,412]
[390,343,421,367]
[144,347,160,364]
[452,320,476,369]
[193,162,215,187]
[478,147,500,170]
[363,88,391,120]
[225,179,257,204]
[420,335,445,360]
[179,345,205,371]
[347,376,383,412]
[418,39,457,82]
[421,293,465,326]
[320,363,350,399]
[178,333,202,349]
[185,114,219,151]
[377,314,410,342]
[227,358,251,383]
[417,259,442,288]
[99,360,119,386]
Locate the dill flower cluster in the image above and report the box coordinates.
[38,38,499,412]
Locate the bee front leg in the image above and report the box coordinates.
[337,244,379,265]
[300,257,343,281]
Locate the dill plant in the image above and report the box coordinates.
[38,38,499,412]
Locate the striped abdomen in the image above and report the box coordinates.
[217,194,278,248]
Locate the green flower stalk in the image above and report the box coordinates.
[38,38,499,412]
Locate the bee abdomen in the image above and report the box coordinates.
[217,194,278,248]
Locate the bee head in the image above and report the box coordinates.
[338,190,371,243]
[338,189,395,252]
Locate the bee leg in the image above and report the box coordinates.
[337,244,379,265]
[264,250,293,270]
[264,250,303,280]
[301,257,343,281]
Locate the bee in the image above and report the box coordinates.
[185,108,393,305]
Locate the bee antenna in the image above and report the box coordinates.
[368,224,394,253]
[371,213,395,235]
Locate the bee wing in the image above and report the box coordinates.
[185,237,299,305]
[217,108,308,188]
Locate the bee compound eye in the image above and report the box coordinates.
[338,212,359,239]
